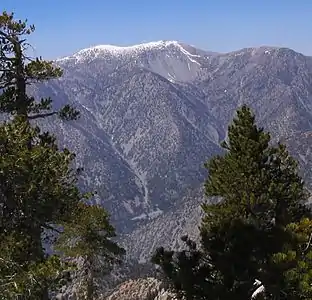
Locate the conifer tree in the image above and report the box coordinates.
[0,11,78,121]
[0,11,124,299]
[153,105,312,300]
[0,119,80,299]
[56,203,125,299]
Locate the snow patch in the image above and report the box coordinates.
[123,201,134,214]
[131,207,164,221]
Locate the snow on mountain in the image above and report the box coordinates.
[59,40,195,61]
[57,40,207,83]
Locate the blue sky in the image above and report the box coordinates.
[2,0,312,59]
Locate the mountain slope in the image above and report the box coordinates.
[32,41,224,232]
[30,40,312,250]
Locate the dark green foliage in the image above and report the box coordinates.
[204,106,308,228]
[0,232,71,299]
[153,105,312,300]
[0,120,81,237]
[0,11,124,299]
[152,235,221,300]
[0,118,80,298]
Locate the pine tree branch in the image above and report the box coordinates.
[28,111,58,120]
[0,30,17,44]
[0,81,14,89]
[0,56,15,62]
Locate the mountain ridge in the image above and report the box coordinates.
[30,40,312,255]
[57,40,311,62]
[57,40,215,62]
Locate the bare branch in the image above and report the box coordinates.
[23,42,36,58]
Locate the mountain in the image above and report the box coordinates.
[33,40,223,233]
[30,40,312,264]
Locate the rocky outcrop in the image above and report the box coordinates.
[105,277,177,300]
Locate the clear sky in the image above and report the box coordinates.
[2,0,312,59]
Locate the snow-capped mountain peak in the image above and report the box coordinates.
[59,40,183,61]
[57,40,204,83]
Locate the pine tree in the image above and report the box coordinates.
[55,203,125,299]
[202,105,311,299]
[153,105,312,300]
[0,11,124,298]
[0,11,78,121]
[0,120,79,298]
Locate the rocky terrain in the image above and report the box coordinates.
[104,277,176,300]
[29,40,312,296]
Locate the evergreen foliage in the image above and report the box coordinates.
[0,11,124,299]
[153,105,312,300]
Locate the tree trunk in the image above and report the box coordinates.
[12,36,28,118]
[30,225,49,300]
[85,257,95,300]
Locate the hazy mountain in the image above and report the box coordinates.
[30,40,312,264]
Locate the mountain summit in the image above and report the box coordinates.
[59,40,201,60]
[57,40,211,83]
